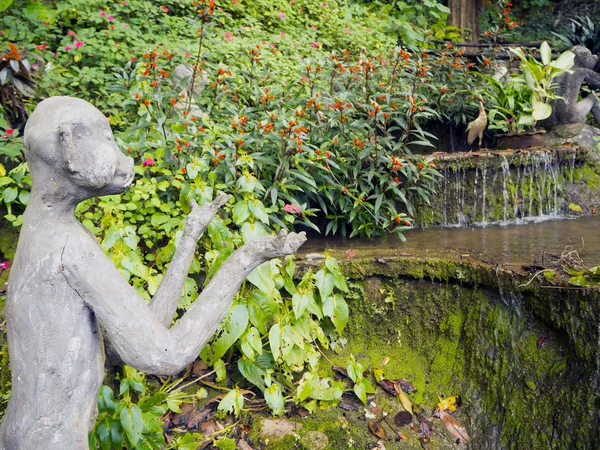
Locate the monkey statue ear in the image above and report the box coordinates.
[58,124,79,174]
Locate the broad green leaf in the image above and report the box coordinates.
[532,98,552,121]
[201,304,249,364]
[217,388,244,416]
[315,269,335,300]
[332,295,349,334]
[120,404,143,447]
[0,0,14,12]
[550,50,575,71]
[269,323,281,361]
[238,357,266,388]
[264,382,285,415]
[540,41,551,66]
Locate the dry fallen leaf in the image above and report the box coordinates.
[398,432,408,440]
[378,379,397,396]
[397,378,417,393]
[368,420,389,440]
[439,410,471,444]
[345,249,358,260]
[393,384,413,415]
[237,439,254,450]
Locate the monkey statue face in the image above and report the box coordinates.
[572,46,599,70]
[24,97,134,201]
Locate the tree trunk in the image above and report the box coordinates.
[448,0,486,42]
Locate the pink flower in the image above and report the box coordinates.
[232,0,237,4]
[0,261,9,270]
[75,41,84,48]
[279,32,285,36]
[300,76,307,83]
[310,42,320,48]
[67,30,76,36]
[159,5,169,12]
[310,25,317,30]
[277,10,286,19]
[65,45,72,51]
[284,204,302,214]
[322,2,327,6]
[142,158,155,167]
[122,1,127,4]
[6,129,13,135]
[36,44,47,50]
[107,15,114,20]
[100,11,106,16]
[344,27,351,34]
[223,32,235,41]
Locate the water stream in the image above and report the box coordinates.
[303,215,600,266]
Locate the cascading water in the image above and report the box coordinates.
[415,148,585,228]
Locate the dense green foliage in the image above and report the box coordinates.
[0,0,594,447]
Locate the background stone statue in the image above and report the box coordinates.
[544,46,600,128]
[0,96,306,449]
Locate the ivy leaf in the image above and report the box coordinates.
[332,294,349,334]
[292,292,310,319]
[120,404,143,447]
[315,269,335,300]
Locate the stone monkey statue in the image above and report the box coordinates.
[0,96,306,449]
[544,46,600,128]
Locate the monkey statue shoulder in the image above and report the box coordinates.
[0,96,305,449]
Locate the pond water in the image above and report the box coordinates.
[302,214,600,267]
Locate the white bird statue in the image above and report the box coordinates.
[467,94,487,149]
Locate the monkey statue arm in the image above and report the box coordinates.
[61,229,306,375]
[149,193,230,327]
[582,68,600,90]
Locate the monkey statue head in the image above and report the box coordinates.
[571,46,599,70]
[23,97,134,203]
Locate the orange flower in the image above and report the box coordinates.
[2,43,21,61]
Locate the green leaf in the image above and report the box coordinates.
[232,200,250,224]
[540,41,551,66]
[0,0,14,12]
[532,98,552,121]
[354,380,367,404]
[201,304,249,364]
[264,382,285,415]
[238,357,266,388]
[269,323,281,361]
[214,359,227,382]
[217,388,244,416]
[550,50,575,71]
[332,295,349,334]
[120,404,143,447]
[2,186,17,203]
[292,292,310,319]
[315,269,335,300]
[215,438,237,450]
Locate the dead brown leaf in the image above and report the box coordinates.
[368,420,389,441]
[200,420,219,435]
[345,249,357,260]
[238,439,254,450]
[398,433,408,440]
[339,394,363,412]
[397,378,417,393]
[192,359,210,377]
[439,410,470,445]
[378,379,397,396]
[419,421,431,439]
[393,384,413,415]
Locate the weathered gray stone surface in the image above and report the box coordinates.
[0,96,305,449]
[544,46,600,128]
[543,123,600,149]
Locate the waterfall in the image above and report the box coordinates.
[501,156,510,223]
[413,148,581,228]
